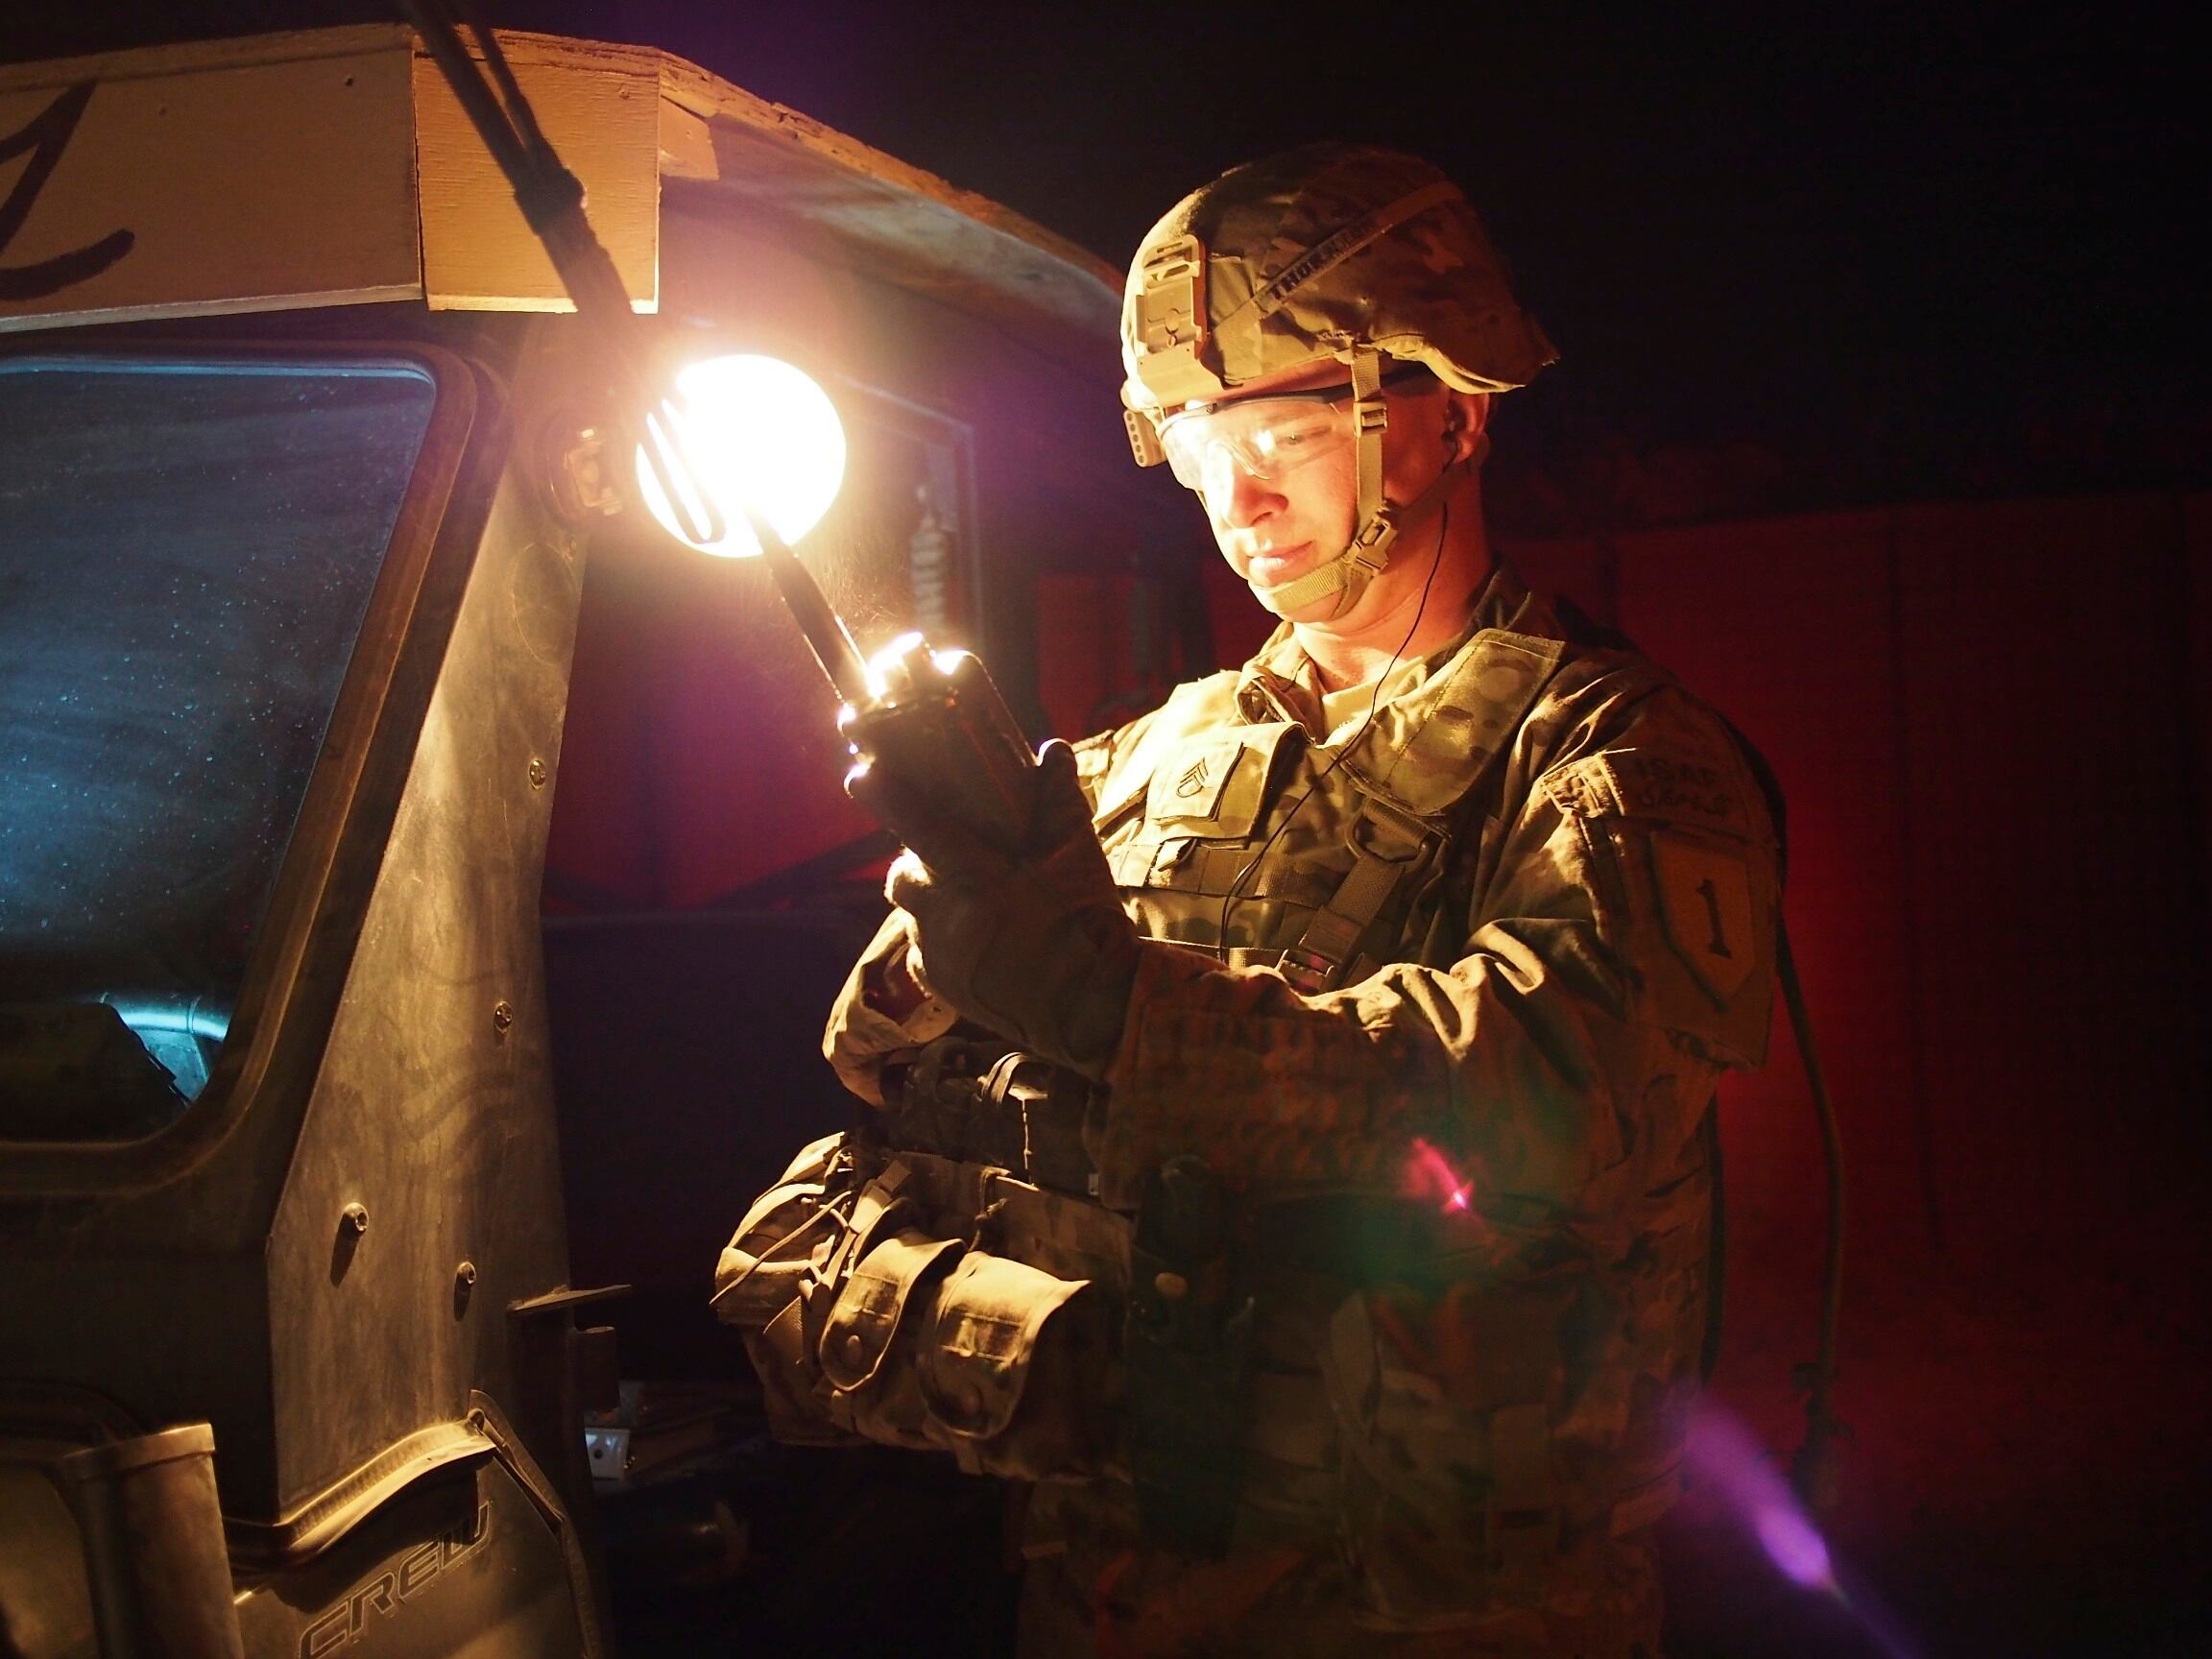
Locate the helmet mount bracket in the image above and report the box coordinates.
[1129,235,1225,410]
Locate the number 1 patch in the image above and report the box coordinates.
[1649,830,1758,1005]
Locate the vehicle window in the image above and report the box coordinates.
[0,357,438,1141]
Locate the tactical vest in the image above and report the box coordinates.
[1081,624,1564,995]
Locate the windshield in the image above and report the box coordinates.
[0,356,439,1141]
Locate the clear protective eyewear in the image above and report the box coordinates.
[1156,365,1433,493]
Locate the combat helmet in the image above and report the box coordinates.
[1121,143,1555,615]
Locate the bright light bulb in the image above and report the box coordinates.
[636,353,847,558]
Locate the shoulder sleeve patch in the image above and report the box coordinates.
[1648,830,1759,1006]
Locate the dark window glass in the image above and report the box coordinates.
[0,358,438,1139]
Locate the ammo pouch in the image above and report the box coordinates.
[714,1139,1120,1482]
[711,1132,855,1446]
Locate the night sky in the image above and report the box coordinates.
[4,1,2200,528]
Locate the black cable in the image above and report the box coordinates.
[448,0,589,232]
[398,1,529,177]
[1779,920,1850,1515]
[452,0,553,156]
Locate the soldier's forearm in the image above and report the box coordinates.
[1093,931,1647,1211]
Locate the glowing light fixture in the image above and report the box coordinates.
[636,354,847,558]
[402,0,871,699]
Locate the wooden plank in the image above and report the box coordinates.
[0,35,420,333]
[653,52,1119,372]
[658,98,715,183]
[653,51,1116,290]
[412,36,659,313]
[0,22,1114,353]
[0,24,411,94]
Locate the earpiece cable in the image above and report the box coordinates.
[1214,500,1451,956]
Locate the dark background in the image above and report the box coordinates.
[5,0,2202,529]
[9,6,2205,1656]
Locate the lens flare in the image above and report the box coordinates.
[1406,1137,1475,1214]
[1684,1404,1918,1658]
[637,353,847,558]
[1687,1407,1839,1592]
[1753,1502,1835,1590]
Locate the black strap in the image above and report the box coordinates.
[1123,1156,1254,1555]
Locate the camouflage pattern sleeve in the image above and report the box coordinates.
[1092,664,1780,1215]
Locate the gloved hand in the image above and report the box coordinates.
[820,917,960,1106]
[847,737,1137,1079]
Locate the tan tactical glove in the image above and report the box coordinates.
[848,738,1137,1079]
[820,920,960,1106]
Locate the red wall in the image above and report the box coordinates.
[1537,499,2203,1629]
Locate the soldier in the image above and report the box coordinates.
[820,142,1781,1656]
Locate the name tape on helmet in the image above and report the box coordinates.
[1241,180,1463,324]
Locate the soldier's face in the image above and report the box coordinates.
[1174,360,1469,629]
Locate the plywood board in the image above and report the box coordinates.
[412,37,658,313]
[0,32,420,332]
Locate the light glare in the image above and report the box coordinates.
[637,354,846,558]
[1406,1136,1478,1215]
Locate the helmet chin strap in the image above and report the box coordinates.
[1266,347,1463,618]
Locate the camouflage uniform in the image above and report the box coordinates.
[821,563,1777,1656]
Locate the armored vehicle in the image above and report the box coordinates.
[0,25,1197,1655]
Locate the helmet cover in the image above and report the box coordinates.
[1120,142,1556,441]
